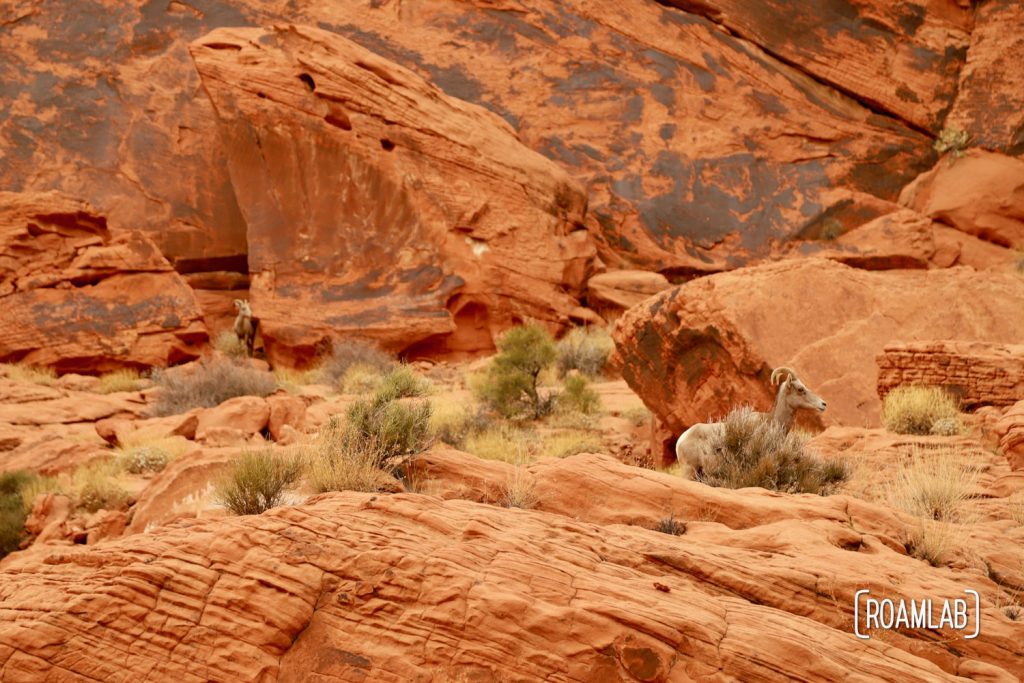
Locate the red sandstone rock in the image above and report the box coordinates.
[0,192,207,373]
[191,25,597,364]
[266,394,306,442]
[195,396,270,443]
[877,341,1024,409]
[612,260,1024,447]
[127,447,236,534]
[995,401,1024,471]
[1,0,948,288]
[659,0,970,133]
[899,150,1024,249]
[1,476,1020,680]
[95,412,199,447]
[587,270,672,320]
[945,0,1024,154]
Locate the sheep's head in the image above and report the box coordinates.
[772,367,827,413]
[233,299,252,316]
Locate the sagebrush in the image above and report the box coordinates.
[556,326,614,378]
[558,373,601,415]
[151,357,277,416]
[216,449,302,515]
[0,471,35,557]
[698,407,848,494]
[319,339,394,385]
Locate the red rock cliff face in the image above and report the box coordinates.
[0,192,207,372]
[3,0,1007,276]
[191,25,597,364]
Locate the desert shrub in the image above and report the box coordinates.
[74,461,131,513]
[340,363,385,394]
[98,368,147,394]
[120,445,171,474]
[274,367,322,393]
[304,416,397,493]
[904,521,961,567]
[882,385,961,436]
[623,406,652,427]
[887,447,977,522]
[430,399,492,449]
[934,126,970,158]
[1,363,56,386]
[819,218,843,241]
[346,395,432,459]
[475,324,558,419]
[151,357,277,416]
[542,430,603,458]
[318,338,395,385]
[375,365,431,401]
[17,474,61,514]
[214,331,248,359]
[0,471,37,557]
[655,514,687,536]
[556,326,614,378]
[216,448,302,515]
[465,425,538,463]
[558,373,601,415]
[499,466,539,509]
[699,407,849,494]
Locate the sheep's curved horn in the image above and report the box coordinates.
[771,367,798,386]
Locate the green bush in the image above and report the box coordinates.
[0,471,35,557]
[699,407,849,495]
[882,385,961,436]
[216,449,302,515]
[346,395,432,460]
[151,357,277,416]
[475,324,558,419]
[375,365,431,401]
[559,374,601,415]
[556,326,614,377]
[305,417,396,493]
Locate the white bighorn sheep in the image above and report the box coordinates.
[232,299,257,357]
[674,367,827,476]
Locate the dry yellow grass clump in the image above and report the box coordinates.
[886,446,978,566]
[464,425,538,463]
[97,368,147,394]
[0,363,57,386]
[303,417,397,494]
[542,430,603,458]
[882,385,962,436]
[216,448,302,515]
[73,460,131,513]
[499,465,539,509]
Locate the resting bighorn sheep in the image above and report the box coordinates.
[674,367,827,475]
[232,299,257,357]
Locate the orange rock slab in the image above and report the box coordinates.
[191,25,596,365]
[0,191,207,373]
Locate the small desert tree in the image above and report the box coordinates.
[476,324,558,419]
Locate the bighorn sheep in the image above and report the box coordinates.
[674,367,827,476]
[232,299,257,357]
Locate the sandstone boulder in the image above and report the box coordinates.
[195,396,270,442]
[191,25,597,364]
[613,260,1024,444]
[877,342,1024,409]
[95,412,199,447]
[0,192,207,373]
[899,150,1024,249]
[266,394,306,442]
[127,447,236,534]
[587,270,672,319]
[995,401,1024,471]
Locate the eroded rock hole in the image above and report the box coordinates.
[380,138,395,151]
[298,73,316,92]
[324,112,352,131]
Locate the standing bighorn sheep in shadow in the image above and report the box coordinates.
[674,367,827,476]
[232,299,257,357]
